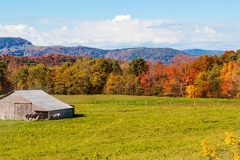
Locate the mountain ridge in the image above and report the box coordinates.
[182,49,224,56]
[0,37,224,64]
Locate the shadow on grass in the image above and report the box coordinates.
[73,114,86,118]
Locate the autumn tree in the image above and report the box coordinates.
[191,71,209,98]
[54,62,73,94]
[104,73,122,95]
[139,61,166,96]
[90,58,113,94]
[220,61,238,98]
[70,58,92,94]
[163,65,180,96]
[11,66,29,90]
[193,55,219,72]
[139,72,153,96]
[27,64,53,92]
[219,50,238,64]
[162,55,194,97]
[120,72,143,95]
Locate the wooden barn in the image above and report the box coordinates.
[0,90,74,120]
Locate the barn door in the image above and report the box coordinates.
[14,102,32,120]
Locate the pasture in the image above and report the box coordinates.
[1,95,240,159]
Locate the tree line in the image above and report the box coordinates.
[0,50,240,98]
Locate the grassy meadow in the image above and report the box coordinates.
[1,95,240,159]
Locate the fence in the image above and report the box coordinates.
[67,99,240,107]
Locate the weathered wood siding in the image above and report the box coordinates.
[0,102,14,120]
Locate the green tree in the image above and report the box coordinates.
[112,59,122,74]
[121,73,144,95]
[207,64,221,98]
[128,58,148,76]
[0,61,7,93]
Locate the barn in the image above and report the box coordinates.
[0,90,74,120]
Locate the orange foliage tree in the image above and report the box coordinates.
[220,61,238,98]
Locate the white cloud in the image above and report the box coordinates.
[194,25,216,34]
[0,15,239,50]
[60,26,68,31]
[204,26,216,34]
[112,15,131,21]
[0,24,46,46]
[191,25,226,44]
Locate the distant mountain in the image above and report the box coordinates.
[0,37,225,64]
[105,47,186,64]
[0,37,32,48]
[182,49,224,56]
[0,37,107,57]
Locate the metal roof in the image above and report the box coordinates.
[15,90,73,111]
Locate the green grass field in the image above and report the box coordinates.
[1,95,240,160]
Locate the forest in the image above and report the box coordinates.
[0,50,240,98]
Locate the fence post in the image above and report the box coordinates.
[125,100,127,105]
[145,100,147,106]
[194,101,196,107]
[217,101,219,106]
[116,100,117,105]
[170,101,172,107]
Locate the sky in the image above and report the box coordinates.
[0,0,240,50]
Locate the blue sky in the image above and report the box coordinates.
[0,0,240,50]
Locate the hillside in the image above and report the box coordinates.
[105,47,186,64]
[0,37,32,49]
[182,49,224,56]
[0,37,224,64]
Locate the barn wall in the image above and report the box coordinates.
[0,92,33,120]
[0,102,14,120]
[0,92,26,102]
[31,104,46,113]
[0,92,18,119]
[0,102,33,120]
[14,103,32,120]
[49,108,74,119]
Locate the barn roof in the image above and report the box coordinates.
[14,90,73,111]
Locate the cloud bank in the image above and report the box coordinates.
[0,14,239,50]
